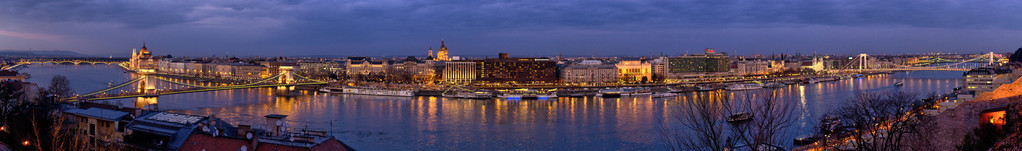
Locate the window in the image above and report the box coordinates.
[89,124,96,135]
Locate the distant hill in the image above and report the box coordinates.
[0,50,91,57]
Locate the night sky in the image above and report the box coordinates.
[1,0,1020,57]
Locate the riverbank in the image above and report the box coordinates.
[924,75,1022,149]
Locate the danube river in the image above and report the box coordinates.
[20,64,964,150]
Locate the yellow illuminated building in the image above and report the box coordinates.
[615,60,651,83]
[435,41,450,61]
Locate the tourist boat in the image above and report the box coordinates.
[805,78,820,84]
[818,76,840,82]
[727,112,753,123]
[498,89,556,99]
[599,89,622,98]
[651,92,677,98]
[794,135,824,146]
[894,82,904,87]
[763,83,786,88]
[341,87,415,97]
[696,86,716,91]
[726,83,762,91]
[443,90,494,99]
[319,87,343,93]
[556,89,598,97]
[619,87,652,96]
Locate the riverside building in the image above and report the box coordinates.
[443,61,476,83]
[561,60,618,84]
[665,48,731,80]
[476,53,557,84]
[615,60,651,83]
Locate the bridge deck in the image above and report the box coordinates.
[79,82,326,101]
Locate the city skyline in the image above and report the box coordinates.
[1,0,1021,56]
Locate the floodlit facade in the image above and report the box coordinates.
[443,61,476,83]
[561,60,618,84]
[615,60,651,83]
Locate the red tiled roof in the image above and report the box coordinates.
[256,137,349,151]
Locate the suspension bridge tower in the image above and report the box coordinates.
[989,52,995,65]
[858,53,869,70]
[135,69,159,110]
[276,65,297,96]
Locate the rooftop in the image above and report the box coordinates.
[64,107,130,121]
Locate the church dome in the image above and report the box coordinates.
[140,43,151,55]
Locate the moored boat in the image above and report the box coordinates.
[727,112,753,123]
[498,89,557,99]
[443,90,494,99]
[599,88,622,98]
[341,87,415,97]
[763,83,786,88]
[651,92,677,98]
[726,83,763,91]
[696,86,716,91]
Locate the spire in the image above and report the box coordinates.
[428,46,434,58]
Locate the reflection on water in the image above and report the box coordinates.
[19,65,963,150]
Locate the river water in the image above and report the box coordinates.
[19,64,965,150]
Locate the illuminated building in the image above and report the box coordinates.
[476,53,557,83]
[427,46,435,60]
[130,43,157,70]
[435,41,450,61]
[561,60,617,84]
[63,107,131,149]
[651,57,667,82]
[345,57,388,76]
[443,61,476,83]
[963,67,1016,96]
[667,48,730,73]
[297,61,342,78]
[615,60,651,83]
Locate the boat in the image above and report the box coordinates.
[319,87,343,93]
[763,83,786,88]
[893,82,904,87]
[696,86,716,91]
[726,83,762,91]
[727,112,753,123]
[599,89,622,98]
[620,87,652,96]
[652,92,677,98]
[341,87,415,97]
[794,135,824,146]
[805,78,820,84]
[443,91,494,99]
[556,89,598,97]
[498,89,556,99]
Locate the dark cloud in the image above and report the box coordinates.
[0,0,1019,56]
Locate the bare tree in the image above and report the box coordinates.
[659,90,800,151]
[659,92,736,151]
[47,75,75,98]
[832,91,921,151]
[0,80,24,127]
[730,90,800,150]
[27,92,88,151]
